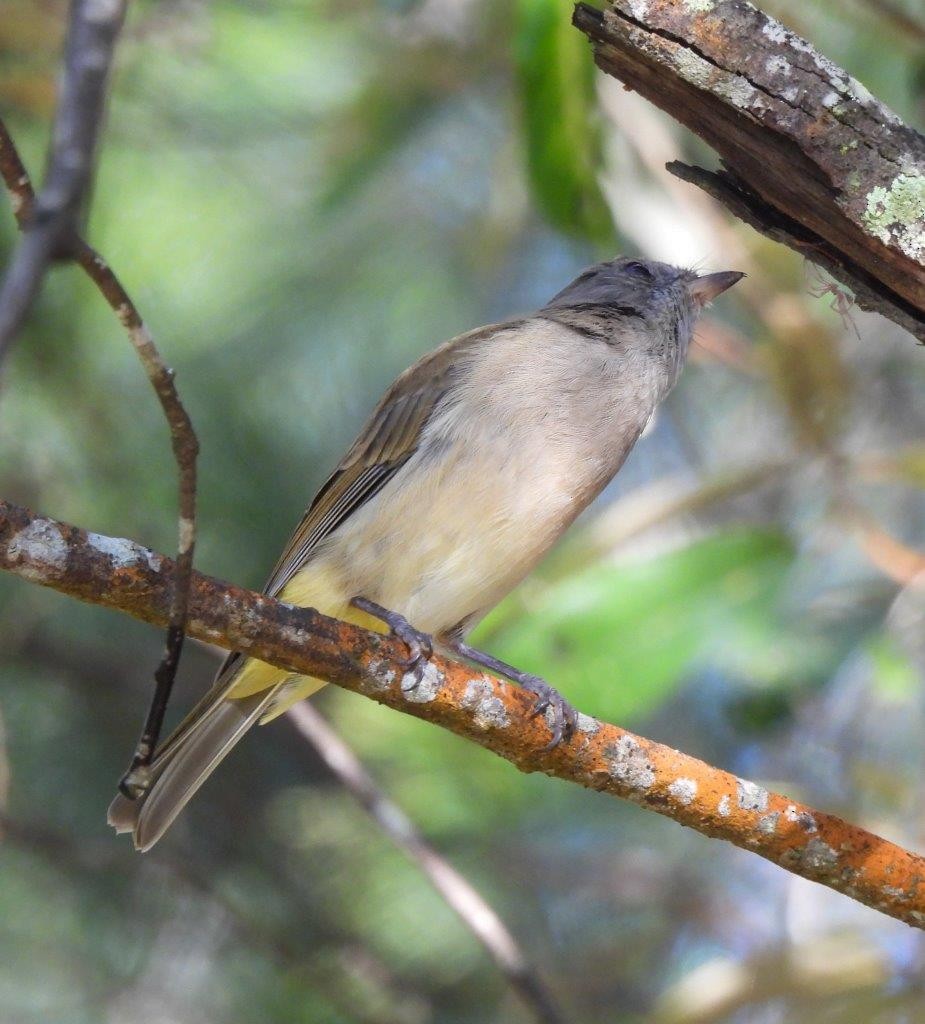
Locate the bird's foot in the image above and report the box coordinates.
[351,596,433,686]
[520,675,578,749]
[446,639,576,749]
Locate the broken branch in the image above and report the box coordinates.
[573,0,925,341]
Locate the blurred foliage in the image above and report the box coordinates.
[486,529,795,722]
[0,0,924,1023]
[514,0,613,244]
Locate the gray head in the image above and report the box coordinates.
[541,255,743,378]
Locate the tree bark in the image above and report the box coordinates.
[3,497,925,931]
[573,0,925,342]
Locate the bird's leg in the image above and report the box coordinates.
[445,639,577,749]
[350,597,433,687]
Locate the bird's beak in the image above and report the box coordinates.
[687,270,745,307]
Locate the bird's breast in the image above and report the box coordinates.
[323,342,651,636]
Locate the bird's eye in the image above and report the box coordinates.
[624,260,654,281]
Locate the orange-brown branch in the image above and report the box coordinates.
[3,496,925,929]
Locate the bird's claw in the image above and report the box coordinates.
[393,625,433,685]
[350,596,433,688]
[522,675,577,749]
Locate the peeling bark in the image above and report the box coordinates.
[573,0,925,341]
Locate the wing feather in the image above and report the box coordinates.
[261,320,522,597]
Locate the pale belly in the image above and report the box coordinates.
[304,432,610,638]
[232,330,656,712]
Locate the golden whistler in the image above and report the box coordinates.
[109,257,742,850]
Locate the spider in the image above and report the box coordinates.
[804,262,860,338]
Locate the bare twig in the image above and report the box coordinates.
[0,117,199,794]
[0,810,438,1023]
[0,0,127,356]
[82,243,199,795]
[843,505,925,586]
[288,702,564,1024]
[3,497,925,931]
[0,130,34,231]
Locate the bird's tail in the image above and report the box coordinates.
[108,578,380,851]
[107,656,323,851]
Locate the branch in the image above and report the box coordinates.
[0,117,199,788]
[287,704,564,1024]
[573,1,925,342]
[0,0,127,356]
[4,498,925,931]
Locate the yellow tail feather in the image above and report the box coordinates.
[107,569,392,850]
[226,566,388,720]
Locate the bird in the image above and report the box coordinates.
[108,255,742,850]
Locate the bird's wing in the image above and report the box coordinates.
[262,320,521,597]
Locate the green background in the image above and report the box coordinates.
[1,1,924,1021]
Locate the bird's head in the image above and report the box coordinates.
[542,256,743,375]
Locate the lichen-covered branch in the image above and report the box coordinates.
[3,497,925,930]
[573,1,925,342]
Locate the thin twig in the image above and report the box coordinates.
[81,241,199,795]
[0,810,439,1021]
[842,504,925,587]
[0,130,34,231]
[0,117,199,794]
[288,703,564,1024]
[3,498,925,931]
[0,0,127,356]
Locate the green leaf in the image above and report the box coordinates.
[868,633,918,700]
[476,528,795,722]
[514,0,614,244]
